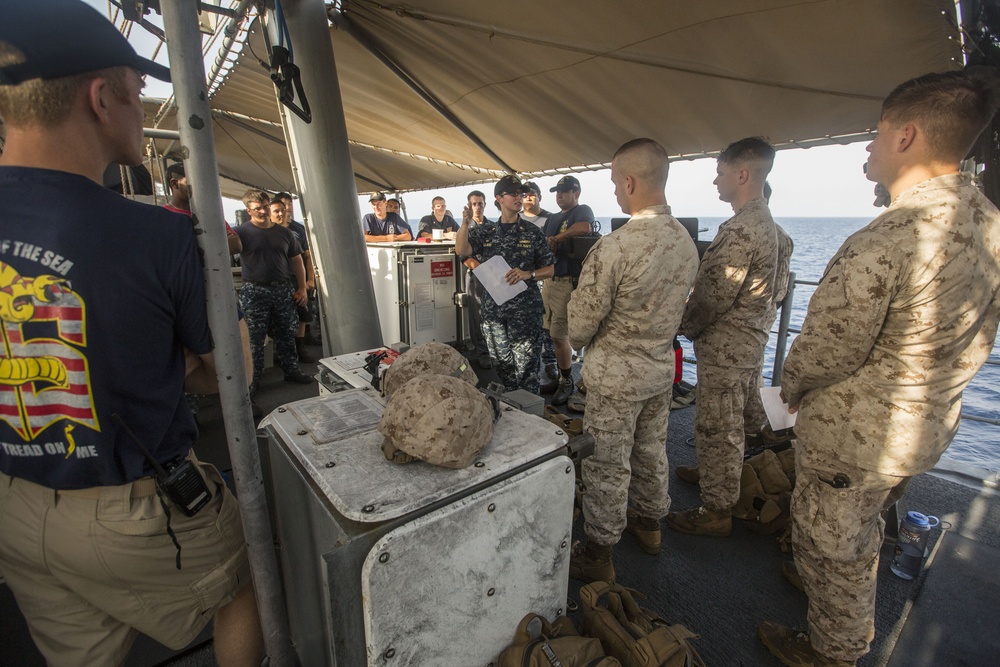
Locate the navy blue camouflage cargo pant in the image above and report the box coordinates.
[240,282,300,394]
[466,270,489,358]
[482,311,542,394]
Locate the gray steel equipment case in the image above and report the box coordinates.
[259,357,573,666]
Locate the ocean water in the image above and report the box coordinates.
[595,216,1000,473]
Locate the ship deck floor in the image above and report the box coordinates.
[3,346,998,666]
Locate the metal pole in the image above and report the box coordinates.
[277,0,383,354]
[158,3,294,665]
[143,128,180,140]
[771,271,795,386]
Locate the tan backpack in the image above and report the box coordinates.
[498,612,622,667]
[579,582,707,667]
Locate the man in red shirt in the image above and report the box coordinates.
[165,162,241,255]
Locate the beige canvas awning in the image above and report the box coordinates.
[147,0,962,198]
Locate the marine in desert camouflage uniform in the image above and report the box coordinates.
[758,69,1000,667]
[743,191,794,436]
[667,137,779,536]
[567,139,699,582]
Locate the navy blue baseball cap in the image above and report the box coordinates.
[550,175,581,192]
[494,174,529,197]
[0,0,171,86]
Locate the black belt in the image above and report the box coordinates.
[245,280,291,287]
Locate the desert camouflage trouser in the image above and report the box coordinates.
[742,365,767,435]
[792,449,901,662]
[582,389,672,546]
[240,282,300,395]
[694,362,754,510]
[742,311,776,435]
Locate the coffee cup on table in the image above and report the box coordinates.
[432,229,443,240]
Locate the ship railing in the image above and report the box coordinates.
[681,271,1000,428]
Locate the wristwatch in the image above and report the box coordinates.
[530,270,536,280]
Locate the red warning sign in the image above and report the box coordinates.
[431,260,454,278]
[368,348,402,365]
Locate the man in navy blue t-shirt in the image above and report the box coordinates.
[235,189,313,401]
[363,191,413,242]
[541,175,596,405]
[0,1,262,663]
[270,193,316,362]
[417,196,459,239]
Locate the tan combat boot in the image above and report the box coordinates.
[625,509,661,555]
[568,540,615,583]
[757,621,856,666]
[665,505,732,536]
[675,464,701,485]
[782,560,805,593]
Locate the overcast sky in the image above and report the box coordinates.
[357,142,879,223]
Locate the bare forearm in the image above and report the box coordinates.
[184,351,219,394]
[302,250,313,278]
[534,264,554,280]
[553,220,592,244]
[227,232,242,255]
[292,255,307,291]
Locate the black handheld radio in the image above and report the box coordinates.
[112,414,212,517]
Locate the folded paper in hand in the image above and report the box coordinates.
[472,256,527,307]
[760,386,796,431]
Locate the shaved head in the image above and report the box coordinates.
[610,138,670,214]
[612,138,670,189]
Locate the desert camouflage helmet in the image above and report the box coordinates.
[377,374,494,469]
[381,342,477,398]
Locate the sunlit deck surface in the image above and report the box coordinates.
[3,348,998,666]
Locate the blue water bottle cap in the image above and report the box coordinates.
[906,511,930,526]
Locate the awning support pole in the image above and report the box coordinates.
[274,0,384,355]
[158,2,294,665]
[771,271,795,386]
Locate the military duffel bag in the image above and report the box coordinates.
[579,582,706,667]
[498,612,622,667]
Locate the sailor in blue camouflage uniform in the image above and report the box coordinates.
[456,175,555,393]
[235,190,313,409]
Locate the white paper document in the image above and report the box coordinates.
[760,386,797,431]
[472,255,527,307]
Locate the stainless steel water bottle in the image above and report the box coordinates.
[889,511,939,580]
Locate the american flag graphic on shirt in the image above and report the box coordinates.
[0,262,97,441]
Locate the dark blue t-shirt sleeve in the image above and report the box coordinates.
[287,231,303,258]
[468,223,486,259]
[572,205,596,226]
[418,216,433,235]
[169,224,212,355]
[294,222,309,251]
